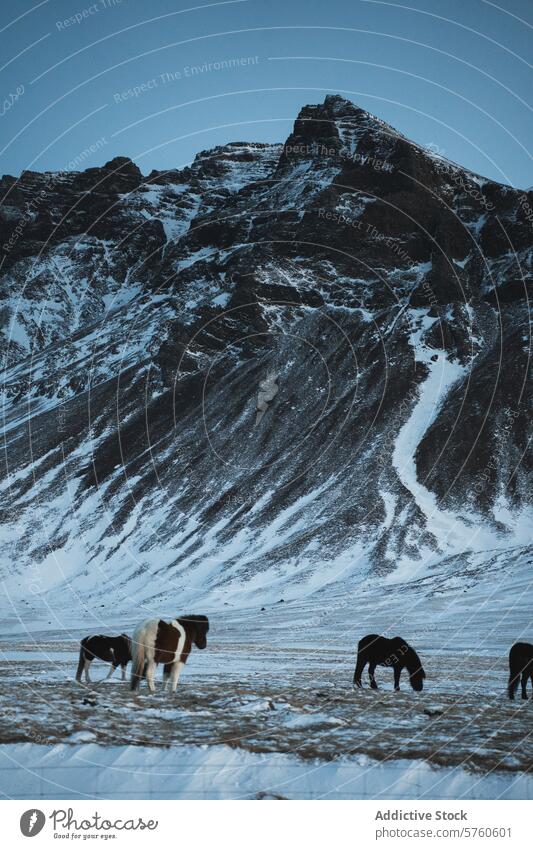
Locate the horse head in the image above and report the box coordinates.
[180,615,209,649]
[410,668,425,691]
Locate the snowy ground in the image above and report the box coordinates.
[1,552,532,799]
[3,743,533,800]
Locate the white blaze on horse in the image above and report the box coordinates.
[75,634,132,683]
[131,615,209,693]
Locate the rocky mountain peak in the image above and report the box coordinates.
[277,94,401,170]
[0,95,530,613]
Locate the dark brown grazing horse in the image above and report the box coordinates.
[353,634,425,691]
[508,642,533,699]
[131,615,209,693]
[76,634,132,683]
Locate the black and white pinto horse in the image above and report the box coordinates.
[353,634,426,691]
[508,642,533,699]
[76,634,132,683]
[131,615,209,693]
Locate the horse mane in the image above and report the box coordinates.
[404,644,425,676]
[178,615,209,634]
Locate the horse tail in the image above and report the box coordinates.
[353,635,375,687]
[508,646,520,699]
[130,623,149,691]
[353,654,365,687]
[508,644,521,699]
[75,640,87,682]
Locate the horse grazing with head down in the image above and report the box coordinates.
[75,633,132,683]
[508,642,533,699]
[131,615,209,693]
[353,634,425,692]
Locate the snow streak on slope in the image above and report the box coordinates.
[392,311,474,574]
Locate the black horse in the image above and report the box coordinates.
[76,634,132,683]
[353,634,425,691]
[508,642,533,699]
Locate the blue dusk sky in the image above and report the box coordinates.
[0,0,531,187]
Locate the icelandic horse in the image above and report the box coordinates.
[131,615,209,693]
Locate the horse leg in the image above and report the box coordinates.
[163,663,172,691]
[368,663,378,690]
[353,657,365,689]
[75,648,85,683]
[84,659,92,683]
[393,665,401,691]
[521,671,528,699]
[145,660,156,694]
[105,663,117,680]
[170,661,184,694]
[508,670,520,699]
[76,646,85,684]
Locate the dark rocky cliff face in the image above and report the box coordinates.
[0,95,531,611]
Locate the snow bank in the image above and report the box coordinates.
[1,743,531,800]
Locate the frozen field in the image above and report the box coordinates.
[1,554,532,800]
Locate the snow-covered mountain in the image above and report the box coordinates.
[0,94,531,616]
